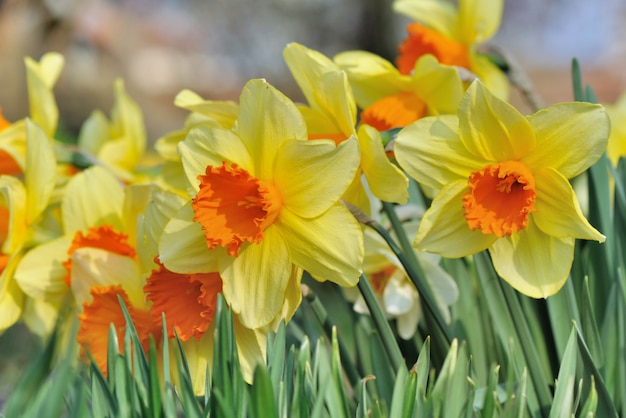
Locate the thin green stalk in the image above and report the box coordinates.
[357,273,405,373]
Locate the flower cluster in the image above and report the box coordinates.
[0,0,615,393]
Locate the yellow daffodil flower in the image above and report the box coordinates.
[394,81,609,297]
[334,51,464,131]
[0,53,63,175]
[0,119,57,332]
[77,80,147,182]
[158,78,364,329]
[604,91,626,166]
[394,0,509,99]
[283,42,408,208]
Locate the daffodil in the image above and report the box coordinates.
[76,80,147,182]
[0,52,63,175]
[394,81,609,297]
[0,120,57,333]
[604,90,626,166]
[283,42,408,208]
[394,0,509,99]
[334,51,464,131]
[158,78,364,329]
[345,221,458,339]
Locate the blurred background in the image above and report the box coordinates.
[0,0,625,405]
[1,0,625,142]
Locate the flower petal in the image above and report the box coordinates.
[533,167,605,242]
[459,81,536,161]
[233,314,268,384]
[489,221,574,298]
[220,226,292,328]
[62,165,125,235]
[0,254,24,331]
[415,180,497,257]
[0,176,27,254]
[524,102,610,179]
[470,54,509,100]
[393,0,458,39]
[358,125,408,204]
[395,115,486,191]
[235,79,307,179]
[276,204,363,287]
[274,136,360,218]
[25,119,56,224]
[174,89,238,128]
[25,52,64,136]
[159,201,222,274]
[412,55,464,115]
[458,0,503,43]
[179,126,253,192]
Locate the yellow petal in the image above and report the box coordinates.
[174,89,238,128]
[22,296,62,338]
[393,0,458,40]
[62,165,125,235]
[122,183,156,247]
[533,167,605,242]
[415,180,497,257]
[334,51,411,108]
[0,176,27,254]
[0,254,24,331]
[25,52,64,137]
[144,189,187,260]
[274,136,359,218]
[524,102,610,179]
[233,314,268,384]
[395,115,486,191]
[0,120,27,172]
[358,125,408,203]
[159,201,221,274]
[489,222,574,298]
[411,55,464,115]
[268,265,303,330]
[276,204,363,287]
[236,79,307,179]
[179,126,253,191]
[178,334,214,395]
[25,119,56,224]
[470,53,509,100]
[458,0,503,44]
[459,81,536,161]
[605,104,626,165]
[220,226,292,328]
[14,235,72,301]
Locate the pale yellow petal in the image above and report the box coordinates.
[178,334,213,395]
[0,254,24,331]
[14,235,72,301]
[524,102,609,179]
[458,0,503,44]
[276,204,363,287]
[179,126,253,192]
[459,81,535,161]
[233,315,267,384]
[235,79,307,179]
[470,53,509,100]
[122,183,156,247]
[0,176,27,254]
[144,189,187,260]
[489,222,574,298]
[393,0,458,39]
[220,226,292,328]
[334,51,411,108]
[533,167,605,242]
[25,52,64,136]
[174,89,238,128]
[62,165,125,235]
[159,201,221,274]
[274,137,359,218]
[605,104,626,165]
[394,115,486,191]
[415,180,497,257]
[412,55,464,115]
[268,265,303,330]
[21,296,62,338]
[25,119,56,224]
[358,125,408,203]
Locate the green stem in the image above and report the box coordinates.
[357,274,405,373]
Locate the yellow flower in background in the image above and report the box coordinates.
[158,78,364,329]
[76,79,147,182]
[0,53,64,175]
[604,91,626,166]
[394,0,509,99]
[345,221,458,339]
[0,120,57,332]
[334,51,464,131]
[394,81,609,298]
[283,42,408,208]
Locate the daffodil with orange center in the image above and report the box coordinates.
[158,79,364,329]
[283,42,408,211]
[394,0,509,99]
[334,50,464,132]
[394,81,609,297]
